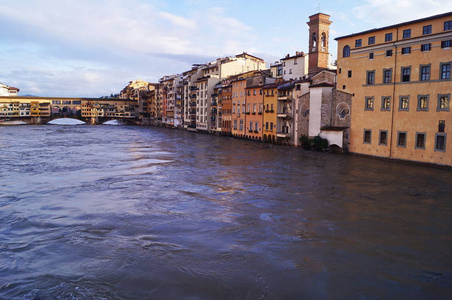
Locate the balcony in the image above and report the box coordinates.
[190,86,199,91]
[277,95,292,101]
[277,113,291,118]
[211,102,218,106]
[276,132,291,138]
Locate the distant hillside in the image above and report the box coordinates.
[23,94,38,97]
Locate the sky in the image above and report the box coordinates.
[1,0,451,97]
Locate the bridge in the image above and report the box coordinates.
[0,96,142,125]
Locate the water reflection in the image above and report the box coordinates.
[0,125,450,299]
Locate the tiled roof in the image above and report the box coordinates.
[335,11,452,40]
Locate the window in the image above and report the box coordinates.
[398,132,407,147]
[401,47,411,54]
[399,96,409,111]
[442,40,452,48]
[439,120,445,132]
[423,25,432,35]
[270,122,273,130]
[233,119,237,130]
[401,67,411,82]
[421,44,431,52]
[386,49,393,57]
[383,69,392,83]
[365,97,374,110]
[249,122,253,131]
[382,97,391,111]
[343,45,350,57]
[239,120,243,130]
[403,29,411,39]
[420,65,430,81]
[363,130,371,144]
[435,134,446,152]
[355,39,362,47]
[416,133,426,149]
[417,95,429,111]
[440,63,451,79]
[379,130,388,146]
[437,94,450,111]
[445,21,452,31]
[367,70,375,85]
[368,36,375,45]
[348,70,352,78]
[266,122,268,130]
[385,33,393,42]
[369,52,374,59]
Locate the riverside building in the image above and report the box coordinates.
[336,12,452,166]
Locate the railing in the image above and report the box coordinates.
[277,95,292,101]
[277,113,291,118]
[276,132,291,138]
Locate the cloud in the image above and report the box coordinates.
[352,0,452,27]
[158,11,197,30]
[0,0,260,96]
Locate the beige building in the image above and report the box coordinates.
[0,83,19,96]
[281,51,308,81]
[336,12,452,166]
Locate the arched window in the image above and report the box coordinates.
[321,32,326,50]
[312,33,317,51]
[343,45,350,58]
[336,102,350,119]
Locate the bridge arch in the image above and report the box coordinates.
[52,106,61,115]
[62,106,73,116]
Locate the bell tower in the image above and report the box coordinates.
[307,13,332,74]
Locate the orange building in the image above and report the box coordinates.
[245,85,264,140]
[220,80,233,135]
[336,12,452,166]
[231,77,246,137]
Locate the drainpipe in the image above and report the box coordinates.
[389,28,399,158]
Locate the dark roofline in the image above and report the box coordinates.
[321,126,349,131]
[281,53,306,61]
[335,11,452,40]
[310,82,335,88]
[262,81,287,89]
[309,12,331,18]
[235,52,265,62]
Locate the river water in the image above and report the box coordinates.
[0,125,451,299]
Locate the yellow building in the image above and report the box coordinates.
[262,82,281,143]
[336,12,452,166]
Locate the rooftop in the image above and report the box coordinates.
[335,11,452,40]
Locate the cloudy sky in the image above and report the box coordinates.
[1,0,451,97]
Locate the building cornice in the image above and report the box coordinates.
[351,31,452,54]
[335,11,452,41]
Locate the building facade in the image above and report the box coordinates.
[336,12,452,165]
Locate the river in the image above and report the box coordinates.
[0,125,451,299]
